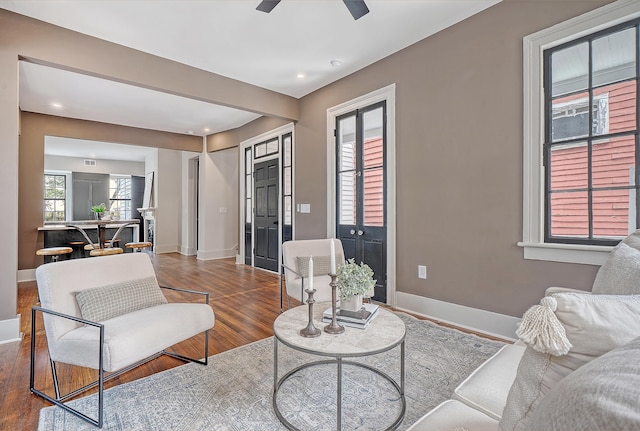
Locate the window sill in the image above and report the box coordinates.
[517,242,612,266]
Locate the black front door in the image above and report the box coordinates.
[254,158,279,272]
[336,101,387,302]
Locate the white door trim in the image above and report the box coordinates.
[238,123,295,270]
[326,84,397,307]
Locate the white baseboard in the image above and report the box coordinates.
[395,292,519,341]
[236,254,243,264]
[197,246,238,261]
[179,246,197,256]
[18,269,36,282]
[154,244,179,254]
[0,315,22,345]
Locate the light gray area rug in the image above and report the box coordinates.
[38,313,504,431]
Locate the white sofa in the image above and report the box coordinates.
[407,342,526,431]
[408,230,640,431]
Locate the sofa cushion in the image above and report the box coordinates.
[500,293,640,431]
[406,400,499,431]
[524,337,640,431]
[592,242,640,294]
[453,343,526,420]
[75,276,167,322]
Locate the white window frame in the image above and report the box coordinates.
[44,170,72,222]
[520,0,640,265]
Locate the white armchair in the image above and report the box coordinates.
[30,252,214,427]
[281,239,345,308]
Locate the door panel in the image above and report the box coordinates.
[336,102,387,302]
[254,159,279,272]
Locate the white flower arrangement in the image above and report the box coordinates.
[337,258,376,300]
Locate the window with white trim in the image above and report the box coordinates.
[544,21,638,246]
[521,0,640,265]
[44,174,66,221]
[109,175,132,220]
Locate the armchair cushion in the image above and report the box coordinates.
[75,276,167,322]
[53,302,214,372]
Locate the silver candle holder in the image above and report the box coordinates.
[299,286,321,338]
[324,273,344,334]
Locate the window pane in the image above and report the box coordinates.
[592,135,636,188]
[551,42,588,97]
[245,175,252,198]
[593,189,632,238]
[266,138,279,155]
[338,115,356,172]
[284,166,291,195]
[363,107,384,169]
[283,135,292,166]
[593,27,636,87]
[245,148,251,172]
[549,191,589,237]
[284,196,292,225]
[246,198,252,221]
[551,92,589,141]
[594,81,636,136]
[549,141,588,190]
[363,167,384,226]
[255,143,267,158]
[338,172,356,225]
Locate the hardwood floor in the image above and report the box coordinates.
[0,253,294,431]
[0,253,505,430]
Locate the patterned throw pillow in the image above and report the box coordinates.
[75,276,167,322]
[296,256,336,277]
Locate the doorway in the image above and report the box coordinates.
[335,101,388,303]
[253,158,280,271]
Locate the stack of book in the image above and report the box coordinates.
[322,302,379,329]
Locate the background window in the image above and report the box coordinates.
[544,22,639,245]
[109,175,132,220]
[44,174,66,221]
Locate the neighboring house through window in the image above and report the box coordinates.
[521,1,640,265]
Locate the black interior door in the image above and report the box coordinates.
[336,102,387,302]
[254,158,279,271]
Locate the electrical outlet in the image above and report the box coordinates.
[418,265,427,279]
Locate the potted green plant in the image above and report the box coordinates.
[337,258,376,312]
[91,203,107,220]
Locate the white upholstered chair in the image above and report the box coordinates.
[30,252,214,427]
[281,238,345,308]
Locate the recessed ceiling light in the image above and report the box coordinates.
[50,103,63,108]
[204,128,210,133]
[296,73,305,79]
[330,59,343,68]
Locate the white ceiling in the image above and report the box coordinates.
[2,0,500,157]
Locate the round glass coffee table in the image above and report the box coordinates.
[273,303,406,431]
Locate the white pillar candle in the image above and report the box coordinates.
[330,238,336,274]
[308,256,314,290]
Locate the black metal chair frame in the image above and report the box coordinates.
[30,286,210,428]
